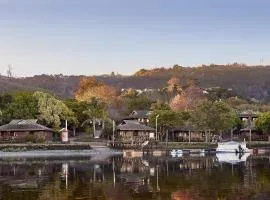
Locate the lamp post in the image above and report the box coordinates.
[156,115,159,140]
[112,120,115,146]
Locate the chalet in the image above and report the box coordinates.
[116,120,155,143]
[235,110,264,140]
[0,119,53,141]
[123,110,152,124]
[169,125,214,142]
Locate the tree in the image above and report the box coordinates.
[125,96,153,114]
[150,100,171,111]
[82,97,107,137]
[191,100,238,141]
[256,112,270,134]
[169,86,205,112]
[64,99,89,126]
[149,110,186,141]
[74,77,118,104]
[121,88,138,98]
[0,93,13,110]
[167,76,181,92]
[4,92,38,122]
[33,92,75,129]
[7,64,13,77]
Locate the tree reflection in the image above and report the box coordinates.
[0,155,269,199]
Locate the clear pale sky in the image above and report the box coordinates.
[0,0,269,77]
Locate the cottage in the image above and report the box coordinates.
[117,120,155,143]
[123,110,152,124]
[0,119,53,141]
[169,125,214,142]
[236,110,267,141]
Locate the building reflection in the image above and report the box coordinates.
[0,153,268,199]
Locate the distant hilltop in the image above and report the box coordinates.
[1,64,270,102]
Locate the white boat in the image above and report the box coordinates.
[170,149,183,157]
[216,141,251,153]
[216,152,250,164]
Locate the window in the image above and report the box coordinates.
[133,131,139,137]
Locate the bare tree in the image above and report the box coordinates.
[7,64,13,78]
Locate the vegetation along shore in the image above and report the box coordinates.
[1,65,270,149]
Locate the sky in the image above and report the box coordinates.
[0,0,269,77]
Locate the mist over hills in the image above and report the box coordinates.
[1,64,270,101]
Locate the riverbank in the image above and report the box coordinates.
[110,141,270,150]
[0,143,92,152]
[0,141,269,152]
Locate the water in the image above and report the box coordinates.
[0,153,269,200]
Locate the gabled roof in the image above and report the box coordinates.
[236,110,259,118]
[0,119,53,132]
[117,120,155,131]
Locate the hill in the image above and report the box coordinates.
[1,64,270,101]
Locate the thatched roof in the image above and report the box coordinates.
[117,120,155,131]
[0,119,53,132]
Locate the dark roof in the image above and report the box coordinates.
[117,120,155,131]
[0,119,53,132]
[236,110,259,118]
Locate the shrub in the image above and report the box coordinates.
[23,134,45,143]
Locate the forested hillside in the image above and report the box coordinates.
[1,64,270,101]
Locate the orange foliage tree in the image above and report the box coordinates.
[74,77,119,104]
[169,86,205,112]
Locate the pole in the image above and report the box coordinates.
[156,115,159,141]
[166,129,168,147]
[249,129,252,142]
[93,118,96,138]
[189,130,191,144]
[112,120,115,146]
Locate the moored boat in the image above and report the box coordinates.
[216,141,251,153]
[170,149,183,157]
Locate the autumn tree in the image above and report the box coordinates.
[167,76,181,92]
[121,88,138,98]
[169,86,205,112]
[74,77,119,104]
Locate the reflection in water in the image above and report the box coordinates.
[0,153,269,199]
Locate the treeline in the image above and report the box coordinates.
[2,76,270,140]
[2,64,270,101]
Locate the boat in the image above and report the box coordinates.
[216,152,250,164]
[170,149,183,157]
[216,140,251,153]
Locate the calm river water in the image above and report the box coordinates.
[0,153,269,200]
